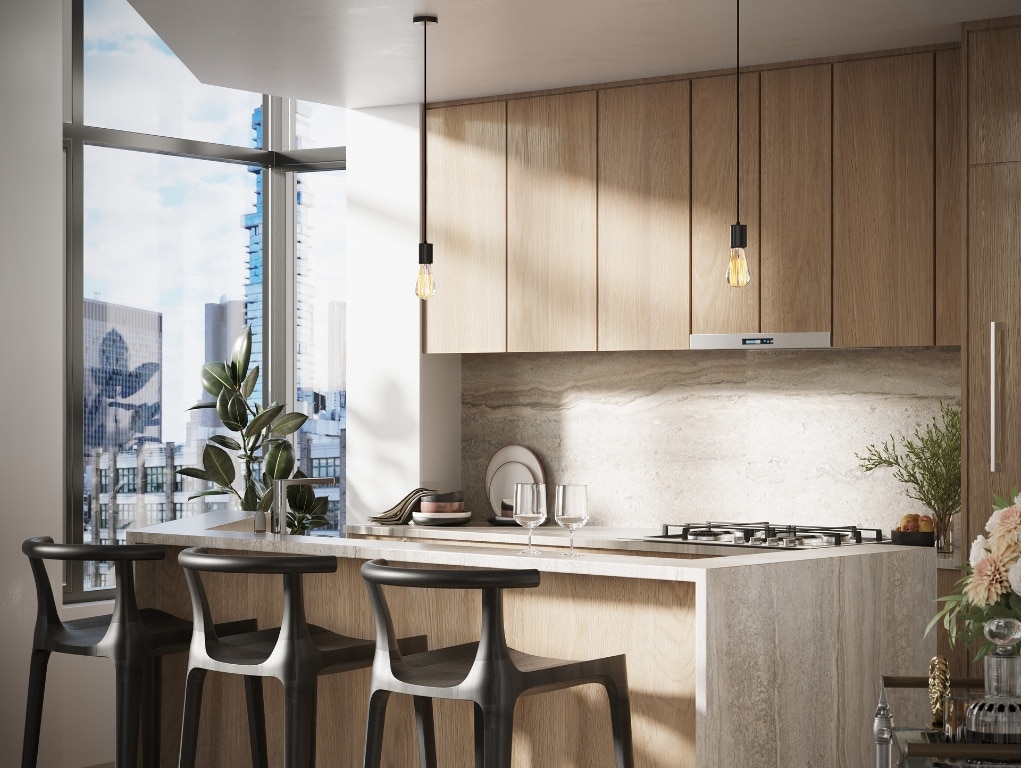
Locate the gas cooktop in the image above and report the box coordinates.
[644,521,885,549]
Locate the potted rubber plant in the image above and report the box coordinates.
[177,326,329,535]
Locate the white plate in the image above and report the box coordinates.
[411,511,471,526]
[485,446,545,517]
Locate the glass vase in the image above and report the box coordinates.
[933,511,954,556]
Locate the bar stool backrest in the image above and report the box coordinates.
[177,547,339,657]
[22,536,166,654]
[360,558,541,671]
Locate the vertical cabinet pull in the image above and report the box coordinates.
[991,321,1003,472]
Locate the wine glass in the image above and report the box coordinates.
[554,485,589,556]
[513,482,547,555]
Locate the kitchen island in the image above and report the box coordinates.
[129,511,935,768]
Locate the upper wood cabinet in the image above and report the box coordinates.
[598,81,690,351]
[759,64,831,334]
[935,48,965,347]
[969,25,1021,165]
[507,93,598,352]
[833,53,935,348]
[691,72,760,334]
[423,102,507,354]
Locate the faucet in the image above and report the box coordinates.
[272,477,335,535]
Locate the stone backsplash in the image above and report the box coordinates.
[461,347,961,532]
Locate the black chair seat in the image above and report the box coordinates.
[360,559,634,768]
[44,608,193,657]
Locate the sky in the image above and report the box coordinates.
[82,0,347,444]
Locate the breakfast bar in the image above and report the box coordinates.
[129,512,934,768]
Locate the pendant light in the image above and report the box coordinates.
[414,14,438,300]
[726,0,751,288]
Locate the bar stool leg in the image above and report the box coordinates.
[472,703,485,768]
[21,648,50,768]
[478,705,514,768]
[412,696,437,768]
[244,675,268,768]
[141,657,161,768]
[114,659,144,768]
[178,667,207,768]
[363,689,391,768]
[600,662,635,768]
[283,674,317,768]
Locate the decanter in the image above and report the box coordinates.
[965,617,1021,744]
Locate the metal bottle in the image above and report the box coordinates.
[874,686,893,768]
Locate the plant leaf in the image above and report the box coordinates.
[246,403,285,439]
[202,444,236,488]
[287,481,316,511]
[231,326,252,383]
[260,486,275,512]
[264,441,295,480]
[187,489,230,500]
[241,365,259,399]
[201,361,233,397]
[217,389,248,432]
[271,412,308,436]
[187,400,217,410]
[241,481,259,511]
[208,434,243,452]
[177,467,212,482]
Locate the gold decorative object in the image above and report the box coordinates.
[928,655,950,728]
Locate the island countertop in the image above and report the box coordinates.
[129,509,934,768]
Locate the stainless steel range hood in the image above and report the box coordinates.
[689,332,831,350]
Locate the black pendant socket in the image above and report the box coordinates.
[419,242,434,265]
[730,223,748,249]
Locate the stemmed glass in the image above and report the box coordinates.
[513,482,547,555]
[554,485,589,556]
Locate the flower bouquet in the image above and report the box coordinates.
[930,491,1021,659]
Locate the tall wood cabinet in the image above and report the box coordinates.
[965,20,1021,556]
[691,73,760,334]
[423,101,507,353]
[759,64,831,334]
[507,93,597,352]
[833,53,935,348]
[597,81,690,351]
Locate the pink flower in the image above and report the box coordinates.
[970,535,991,568]
[991,529,1021,562]
[1009,560,1021,598]
[965,554,1011,607]
[987,505,1021,539]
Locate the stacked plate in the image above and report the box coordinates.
[412,491,470,526]
[485,445,545,525]
[411,510,471,526]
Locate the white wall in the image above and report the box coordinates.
[345,104,461,522]
[0,2,117,766]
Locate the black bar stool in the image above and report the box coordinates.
[360,558,635,768]
[176,547,427,768]
[20,536,256,768]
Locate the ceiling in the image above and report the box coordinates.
[127,0,1021,109]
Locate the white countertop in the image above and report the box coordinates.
[128,509,932,584]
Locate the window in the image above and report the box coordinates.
[66,0,347,600]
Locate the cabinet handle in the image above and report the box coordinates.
[991,321,1003,472]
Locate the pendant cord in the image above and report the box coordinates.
[735,0,740,226]
[421,20,428,243]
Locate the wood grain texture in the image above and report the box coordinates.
[759,64,832,333]
[832,53,935,348]
[967,165,1021,651]
[935,49,965,347]
[691,73,760,334]
[424,102,507,353]
[597,81,690,351]
[968,25,1021,165]
[137,552,697,768]
[507,92,597,352]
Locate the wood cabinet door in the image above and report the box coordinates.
[936,48,964,348]
[967,163,1021,550]
[424,102,507,353]
[691,72,760,334]
[507,93,597,352]
[598,81,690,351]
[969,25,1021,166]
[760,64,831,334]
[833,53,934,347]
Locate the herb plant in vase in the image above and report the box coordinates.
[857,401,962,555]
[177,326,329,535]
